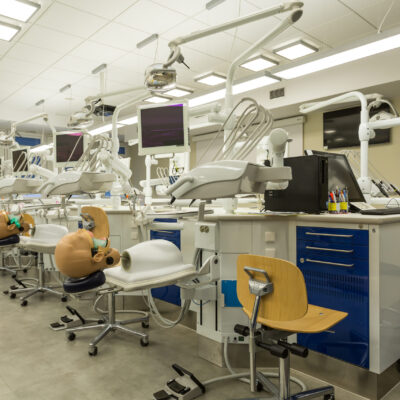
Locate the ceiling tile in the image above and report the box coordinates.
[0,58,45,77]
[69,41,126,63]
[151,0,207,17]
[6,43,61,66]
[38,68,86,85]
[52,55,98,75]
[110,52,153,73]
[37,2,108,38]
[163,18,208,40]
[116,0,187,34]
[307,12,376,48]
[57,0,138,20]
[91,22,148,52]
[0,41,12,56]
[20,25,83,54]
[0,70,33,86]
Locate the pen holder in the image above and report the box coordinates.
[340,201,348,214]
[328,202,338,214]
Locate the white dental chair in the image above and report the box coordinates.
[65,240,197,356]
[9,224,69,306]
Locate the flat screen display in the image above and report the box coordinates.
[12,149,28,173]
[56,132,84,163]
[140,104,185,149]
[309,150,365,202]
[323,105,391,149]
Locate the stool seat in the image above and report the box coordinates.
[19,224,68,254]
[63,270,106,293]
[0,235,20,247]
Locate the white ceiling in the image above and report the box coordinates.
[0,0,399,125]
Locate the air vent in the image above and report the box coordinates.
[270,88,285,99]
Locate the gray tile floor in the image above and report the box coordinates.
[0,273,399,400]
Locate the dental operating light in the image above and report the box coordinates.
[0,21,20,41]
[0,0,40,22]
[274,39,317,60]
[240,55,278,71]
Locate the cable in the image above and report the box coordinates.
[378,0,395,33]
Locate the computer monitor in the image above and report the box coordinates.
[306,150,365,202]
[54,131,86,167]
[12,149,28,173]
[137,100,189,156]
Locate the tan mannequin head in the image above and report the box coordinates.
[0,212,33,240]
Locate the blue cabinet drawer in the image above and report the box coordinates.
[297,226,368,246]
[297,240,368,261]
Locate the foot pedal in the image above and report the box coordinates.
[49,322,66,331]
[60,315,74,324]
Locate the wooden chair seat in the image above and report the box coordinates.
[243,304,347,334]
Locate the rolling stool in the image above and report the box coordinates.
[64,270,149,356]
[0,235,21,277]
[11,224,69,306]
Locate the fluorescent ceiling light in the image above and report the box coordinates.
[195,72,226,86]
[189,74,278,107]
[240,55,278,72]
[274,40,317,60]
[164,87,194,97]
[0,21,20,41]
[276,33,400,79]
[0,0,40,22]
[119,116,138,125]
[88,123,122,136]
[144,95,171,103]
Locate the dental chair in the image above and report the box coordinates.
[63,239,197,356]
[235,255,347,400]
[9,224,69,306]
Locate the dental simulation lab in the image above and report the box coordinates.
[1,1,400,399]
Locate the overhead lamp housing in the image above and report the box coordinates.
[144,63,176,92]
[274,39,318,60]
[0,21,20,41]
[0,0,40,22]
[194,72,226,86]
[240,54,278,71]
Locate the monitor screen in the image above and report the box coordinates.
[138,102,188,156]
[12,149,28,173]
[323,105,391,149]
[307,150,365,202]
[55,132,84,163]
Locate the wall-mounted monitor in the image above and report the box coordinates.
[323,105,391,149]
[137,100,189,156]
[12,149,28,173]
[54,131,86,167]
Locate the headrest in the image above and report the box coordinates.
[121,240,185,274]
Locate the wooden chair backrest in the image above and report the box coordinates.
[237,255,308,322]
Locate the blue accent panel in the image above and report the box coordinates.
[296,225,369,368]
[150,218,182,306]
[221,280,242,307]
[15,137,40,147]
[119,146,125,155]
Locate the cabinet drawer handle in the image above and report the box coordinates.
[305,232,354,238]
[305,258,354,268]
[305,246,354,254]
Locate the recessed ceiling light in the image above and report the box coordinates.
[276,32,400,79]
[274,39,318,60]
[144,95,171,104]
[195,72,226,86]
[0,0,40,23]
[119,116,138,125]
[88,123,123,136]
[164,87,194,97]
[240,55,278,72]
[0,21,20,41]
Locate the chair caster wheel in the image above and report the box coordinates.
[3,290,9,295]
[21,300,28,307]
[89,346,98,356]
[67,333,76,341]
[142,321,149,329]
[23,269,28,273]
[61,296,68,302]
[12,274,16,279]
[324,395,335,400]
[140,338,149,347]
[97,319,105,324]
[256,381,263,392]
[10,293,16,299]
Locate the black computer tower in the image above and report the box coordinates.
[264,155,328,213]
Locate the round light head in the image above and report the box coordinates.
[144,63,176,92]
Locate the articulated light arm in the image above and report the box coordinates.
[84,85,144,104]
[164,2,303,68]
[11,112,56,138]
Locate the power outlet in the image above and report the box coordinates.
[270,87,285,99]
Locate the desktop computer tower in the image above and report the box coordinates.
[264,155,328,213]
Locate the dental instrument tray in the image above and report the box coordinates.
[360,206,400,215]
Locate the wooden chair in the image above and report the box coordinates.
[236,255,347,400]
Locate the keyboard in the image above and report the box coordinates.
[360,207,400,215]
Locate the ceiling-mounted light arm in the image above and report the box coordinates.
[164,2,304,68]
[225,7,302,110]
[84,85,144,105]
[11,112,56,138]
